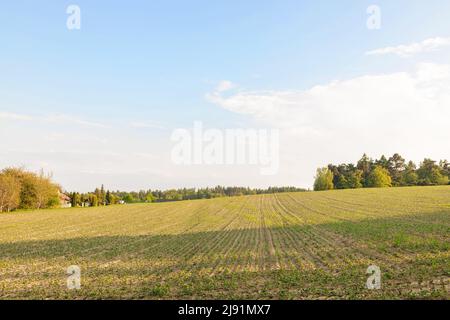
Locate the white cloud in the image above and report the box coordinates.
[130,121,166,129]
[208,63,450,129]
[366,37,450,57]
[206,63,450,187]
[44,114,110,128]
[0,111,109,128]
[3,64,450,191]
[0,112,33,121]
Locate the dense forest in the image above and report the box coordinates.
[314,154,450,191]
[69,185,307,207]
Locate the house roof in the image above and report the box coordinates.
[59,193,71,202]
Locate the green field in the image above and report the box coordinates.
[0,186,449,299]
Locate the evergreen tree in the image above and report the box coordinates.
[100,185,106,205]
[357,154,373,187]
[388,153,406,186]
[106,190,111,205]
[403,161,418,186]
[417,159,449,185]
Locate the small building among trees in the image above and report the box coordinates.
[59,192,72,208]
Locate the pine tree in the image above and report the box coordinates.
[106,190,111,205]
[100,185,106,205]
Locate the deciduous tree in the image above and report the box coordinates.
[314,168,334,191]
[368,166,392,188]
[0,172,21,212]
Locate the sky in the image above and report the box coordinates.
[1,0,450,192]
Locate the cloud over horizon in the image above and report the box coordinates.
[208,63,450,131]
[0,112,109,128]
[366,37,450,57]
[207,63,450,187]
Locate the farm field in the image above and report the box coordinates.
[0,186,449,299]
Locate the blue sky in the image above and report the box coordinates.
[1,1,450,191]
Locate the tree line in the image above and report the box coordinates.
[314,153,450,191]
[69,185,307,207]
[0,168,60,212]
[2,153,449,212]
